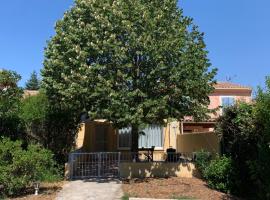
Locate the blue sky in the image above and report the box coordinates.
[0,1,269,90]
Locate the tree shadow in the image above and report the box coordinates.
[120,161,199,179]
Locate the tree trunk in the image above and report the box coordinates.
[131,125,139,152]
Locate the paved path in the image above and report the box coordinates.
[129,199,177,200]
[56,178,123,200]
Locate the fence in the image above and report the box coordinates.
[120,151,195,162]
[68,151,198,179]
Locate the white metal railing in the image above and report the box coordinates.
[68,151,196,179]
[120,151,195,162]
[69,152,120,179]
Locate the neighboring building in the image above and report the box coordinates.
[75,82,252,156]
[183,82,252,134]
[23,90,39,98]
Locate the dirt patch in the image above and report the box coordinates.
[11,181,65,200]
[122,177,239,200]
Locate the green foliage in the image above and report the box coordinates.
[121,194,129,200]
[42,0,216,150]
[216,96,270,199]
[20,92,48,143]
[25,71,40,90]
[19,92,79,164]
[216,102,258,196]
[252,77,270,199]
[0,69,23,139]
[194,150,211,176]
[203,156,234,193]
[216,102,256,159]
[0,138,60,197]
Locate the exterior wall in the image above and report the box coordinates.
[76,120,118,152]
[76,124,85,149]
[209,88,252,118]
[77,120,182,153]
[183,125,212,133]
[76,120,220,155]
[182,88,253,133]
[120,162,199,178]
[176,132,220,155]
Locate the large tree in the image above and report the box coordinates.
[42,0,216,151]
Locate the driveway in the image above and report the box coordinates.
[56,178,123,200]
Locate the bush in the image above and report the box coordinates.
[194,150,211,177]
[0,138,61,197]
[216,103,260,197]
[203,156,234,193]
[0,70,24,139]
[20,92,79,165]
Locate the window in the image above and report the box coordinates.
[117,125,164,149]
[139,125,163,148]
[118,127,132,149]
[221,97,235,108]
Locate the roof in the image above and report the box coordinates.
[214,82,252,90]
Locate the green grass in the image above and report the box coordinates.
[121,194,129,200]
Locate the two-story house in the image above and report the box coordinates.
[75,82,252,156]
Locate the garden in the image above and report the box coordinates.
[193,78,270,200]
[0,70,77,198]
[1,0,270,199]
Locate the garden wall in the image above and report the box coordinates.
[119,162,199,178]
[177,132,220,155]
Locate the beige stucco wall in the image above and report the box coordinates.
[120,162,199,178]
[76,120,182,153]
[76,124,85,149]
[76,120,118,152]
[176,132,220,155]
[76,121,219,155]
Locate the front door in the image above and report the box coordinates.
[95,124,108,151]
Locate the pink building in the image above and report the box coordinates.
[183,82,252,134]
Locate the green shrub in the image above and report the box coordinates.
[203,156,234,193]
[0,138,61,197]
[194,150,211,177]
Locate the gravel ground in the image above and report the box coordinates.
[122,177,240,200]
[11,182,65,200]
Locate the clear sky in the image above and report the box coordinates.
[0,1,269,90]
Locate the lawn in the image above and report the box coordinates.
[122,177,239,200]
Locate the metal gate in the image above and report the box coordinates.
[69,152,121,179]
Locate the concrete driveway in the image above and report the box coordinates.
[56,178,123,200]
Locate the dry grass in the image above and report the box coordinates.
[10,181,65,200]
[122,177,240,200]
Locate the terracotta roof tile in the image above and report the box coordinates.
[214,82,252,90]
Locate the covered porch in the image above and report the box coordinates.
[67,120,220,179]
[75,119,220,157]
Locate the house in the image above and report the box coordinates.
[75,82,252,156]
